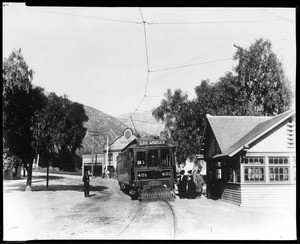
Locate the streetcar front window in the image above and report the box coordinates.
[161,149,171,167]
[148,150,159,167]
[136,151,146,167]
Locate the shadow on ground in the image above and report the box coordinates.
[4,175,109,193]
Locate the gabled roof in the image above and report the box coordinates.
[222,110,295,157]
[205,110,295,158]
[207,115,271,153]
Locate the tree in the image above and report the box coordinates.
[33,93,88,175]
[232,38,293,115]
[153,89,201,163]
[3,49,47,189]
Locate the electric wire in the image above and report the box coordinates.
[123,8,150,125]
[112,22,257,102]
[147,19,280,25]
[26,7,143,24]
[260,9,294,23]
[12,6,287,128]
[150,57,232,72]
[148,23,257,86]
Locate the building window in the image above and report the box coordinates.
[269,157,290,182]
[229,168,240,183]
[108,152,113,162]
[244,157,264,164]
[269,157,289,165]
[269,167,289,181]
[244,167,264,182]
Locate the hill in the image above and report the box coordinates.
[79,105,128,155]
[116,110,165,137]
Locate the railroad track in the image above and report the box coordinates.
[117,199,177,240]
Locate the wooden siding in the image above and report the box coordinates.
[221,183,241,206]
[240,184,296,207]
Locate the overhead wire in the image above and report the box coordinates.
[150,57,233,73]
[147,19,280,25]
[147,22,258,86]
[112,21,259,106]
[16,7,284,128]
[260,9,294,23]
[25,7,143,24]
[123,8,151,125]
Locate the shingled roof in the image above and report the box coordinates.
[207,115,271,153]
[206,110,295,158]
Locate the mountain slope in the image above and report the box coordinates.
[80,105,128,154]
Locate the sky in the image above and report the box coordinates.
[3,4,296,118]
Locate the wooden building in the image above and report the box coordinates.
[82,154,104,177]
[103,128,136,176]
[200,110,296,207]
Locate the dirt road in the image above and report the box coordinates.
[3,172,297,241]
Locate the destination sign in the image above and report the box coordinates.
[137,169,171,180]
[138,140,166,147]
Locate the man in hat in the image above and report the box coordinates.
[177,170,187,199]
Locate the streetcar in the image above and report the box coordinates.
[116,136,176,200]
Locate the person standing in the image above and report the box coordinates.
[177,170,187,199]
[194,169,204,198]
[187,170,197,199]
[82,171,90,197]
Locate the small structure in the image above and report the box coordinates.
[103,128,136,176]
[200,110,296,207]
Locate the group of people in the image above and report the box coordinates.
[177,169,204,199]
[83,168,204,199]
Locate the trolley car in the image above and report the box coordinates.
[116,136,176,200]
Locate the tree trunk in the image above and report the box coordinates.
[46,160,49,188]
[25,163,33,191]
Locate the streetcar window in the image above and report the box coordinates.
[148,150,159,167]
[137,151,146,167]
[161,149,171,167]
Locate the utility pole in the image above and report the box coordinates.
[88,130,100,177]
[91,147,94,176]
[106,136,109,178]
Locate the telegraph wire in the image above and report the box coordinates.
[118,118,164,125]
[26,7,142,24]
[260,9,294,23]
[150,57,232,73]
[83,111,165,125]
[148,23,257,85]
[147,19,280,25]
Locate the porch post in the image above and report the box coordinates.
[240,155,244,183]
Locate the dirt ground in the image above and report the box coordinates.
[3,172,297,241]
